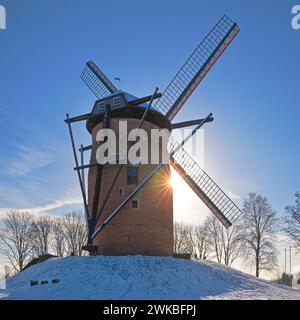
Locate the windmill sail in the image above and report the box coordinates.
[170,143,242,228]
[154,15,239,121]
[81,60,118,99]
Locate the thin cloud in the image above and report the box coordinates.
[0,195,83,218]
[227,190,241,200]
[276,233,291,244]
[0,144,56,177]
[27,196,83,215]
[0,95,66,178]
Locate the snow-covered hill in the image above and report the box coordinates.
[0,256,299,300]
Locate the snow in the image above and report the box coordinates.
[0,256,299,300]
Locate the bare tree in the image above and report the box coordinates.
[51,217,66,257]
[61,212,87,256]
[185,224,195,255]
[174,221,194,254]
[193,222,211,259]
[32,215,52,256]
[221,222,243,266]
[242,193,278,277]
[206,216,224,263]
[284,191,300,251]
[0,210,34,271]
[204,216,243,266]
[4,265,14,279]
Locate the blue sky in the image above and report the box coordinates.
[0,0,299,275]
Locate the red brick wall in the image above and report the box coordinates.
[87,116,174,256]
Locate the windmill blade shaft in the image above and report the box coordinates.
[154,15,239,121]
[86,61,117,93]
[81,60,117,99]
[170,143,242,228]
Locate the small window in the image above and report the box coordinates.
[132,200,139,209]
[113,97,120,106]
[97,102,105,112]
[127,166,138,185]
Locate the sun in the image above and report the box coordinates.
[169,168,186,191]
[169,172,176,187]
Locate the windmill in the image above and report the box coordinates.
[65,15,242,256]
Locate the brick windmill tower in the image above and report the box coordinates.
[65,16,242,256]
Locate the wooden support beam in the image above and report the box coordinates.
[64,113,92,123]
[172,116,214,129]
[89,105,111,237]
[79,145,92,152]
[127,92,162,106]
[65,114,90,231]
[74,163,99,171]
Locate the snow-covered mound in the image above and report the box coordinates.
[0,256,299,300]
